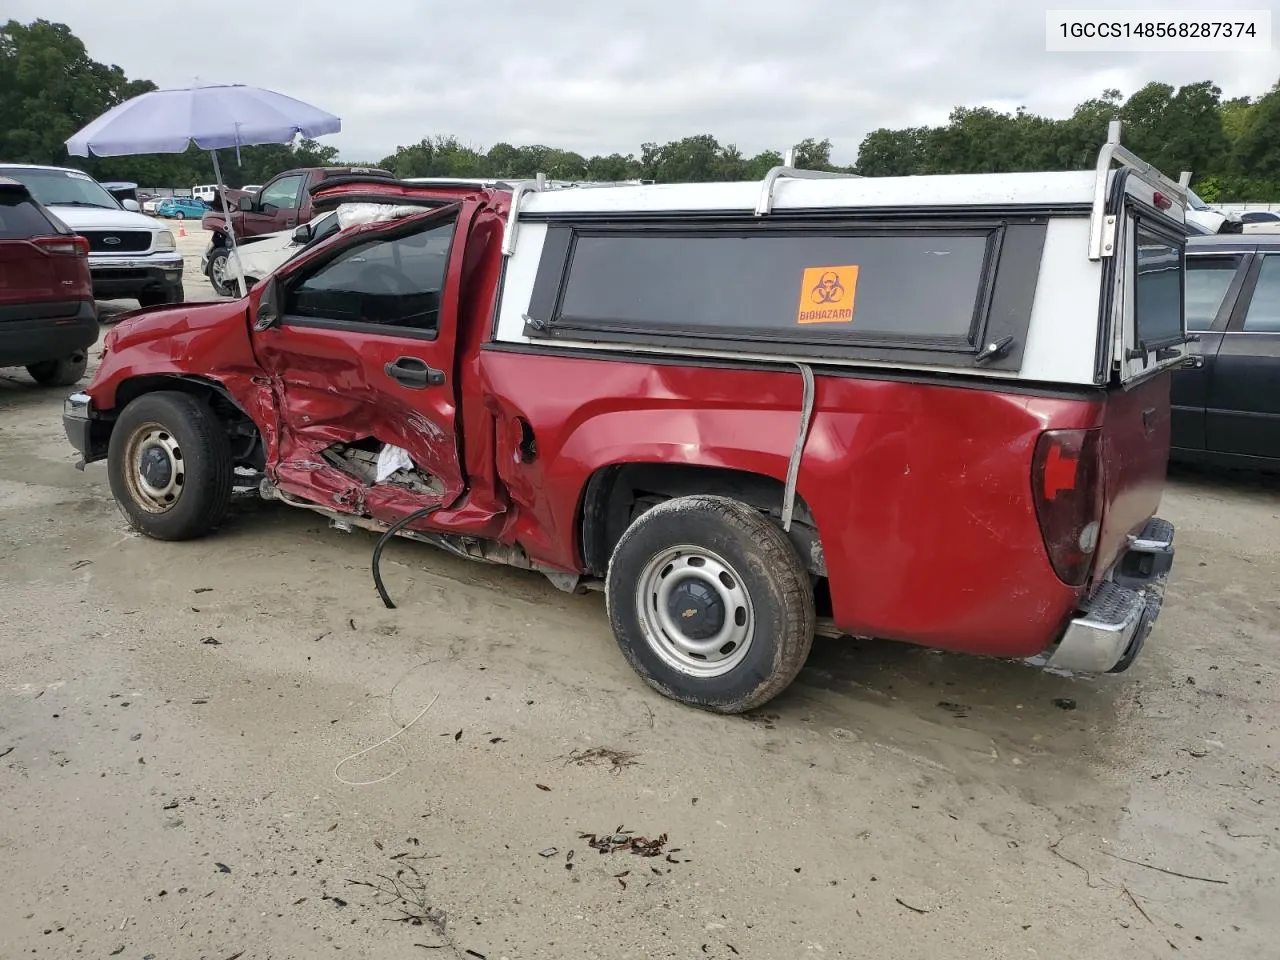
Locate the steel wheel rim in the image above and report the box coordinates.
[123,421,185,514]
[635,544,754,677]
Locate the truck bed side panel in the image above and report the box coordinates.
[479,348,1103,658]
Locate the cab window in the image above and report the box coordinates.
[260,176,304,211]
[284,216,456,336]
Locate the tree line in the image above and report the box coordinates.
[4,18,1279,201]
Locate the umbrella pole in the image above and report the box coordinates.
[210,149,246,298]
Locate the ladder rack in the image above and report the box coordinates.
[501,152,863,255]
[1088,120,1188,260]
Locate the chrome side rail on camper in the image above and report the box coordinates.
[755,148,861,217]
[501,175,650,256]
[501,174,548,257]
[1088,120,1188,261]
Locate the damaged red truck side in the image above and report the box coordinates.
[64,125,1186,713]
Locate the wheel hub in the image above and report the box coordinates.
[210,253,227,286]
[635,545,755,678]
[666,577,725,640]
[124,424,185,514]
[139,446,172,488]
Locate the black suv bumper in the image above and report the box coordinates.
[0,300,99,368]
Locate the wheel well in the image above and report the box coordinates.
[579,463,825,580]
[113,376,264,470]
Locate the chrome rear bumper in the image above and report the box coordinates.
[1045,517,1174,674]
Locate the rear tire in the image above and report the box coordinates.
[605,495,816,714]
[107,391,233,541]
[26,352,88,387]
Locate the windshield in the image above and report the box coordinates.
[0,168,121,210]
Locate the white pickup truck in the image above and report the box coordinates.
[0,164,185,307]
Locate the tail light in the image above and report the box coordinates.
[1031,428,1105,586]
[33,235,90,257]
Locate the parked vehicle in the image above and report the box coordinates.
[200,165,394,295]
[0,177,97,386]
[100,181,141,210]
[141,196,165,214]
[1171,233,1280,470]
[1184,188,1243,235]
[222,210,342,290]
[241,184,262,193]
[192,184,220,204]
[0,164,184,307]
[65,123,1186,713]
[1240,210,1280,234]
[155,196,210,220]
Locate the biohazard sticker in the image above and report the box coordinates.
[797,265,859,325]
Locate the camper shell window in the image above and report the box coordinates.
[1132,219,1186,349]
[522,218,1050,371]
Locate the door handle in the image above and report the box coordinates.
[1181,355,1205,369]
[384,356,445,389]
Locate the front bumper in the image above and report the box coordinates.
[1045,518,1175,673]
[90,255,184,296]
[63,392,111,470]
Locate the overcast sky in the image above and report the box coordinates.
[11,0,1280,164]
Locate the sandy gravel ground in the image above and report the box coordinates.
[1,233,1277,959]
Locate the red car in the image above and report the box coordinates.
[64,124,1186,713]
[0,177,97,386]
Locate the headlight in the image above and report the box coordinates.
[154,230,176,251]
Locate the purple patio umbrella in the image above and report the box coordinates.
[65,82,341,296]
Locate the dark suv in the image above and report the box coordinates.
[0,177,97,386]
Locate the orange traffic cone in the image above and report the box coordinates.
[177,225,187,238]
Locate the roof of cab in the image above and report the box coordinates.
[519,170,1103,215]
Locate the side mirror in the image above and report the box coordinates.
[253,279,281,331]
[237,196,254,212]
[122,199,141,212]
[291,223,313,244]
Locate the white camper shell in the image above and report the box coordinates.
[493,122,1190,390]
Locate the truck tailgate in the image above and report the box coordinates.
[1094,372,1172,580]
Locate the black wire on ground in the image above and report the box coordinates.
[371,504,443,609]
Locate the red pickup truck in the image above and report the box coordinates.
[64,124,1186,713]
[201,165,393,295]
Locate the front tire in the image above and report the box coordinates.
[107,391,233,541]
[605,495,816,714]
[205,246,234,297]
[26,352,88,387]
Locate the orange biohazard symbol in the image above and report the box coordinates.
[811,271,846,304]
[796,265,859,324]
